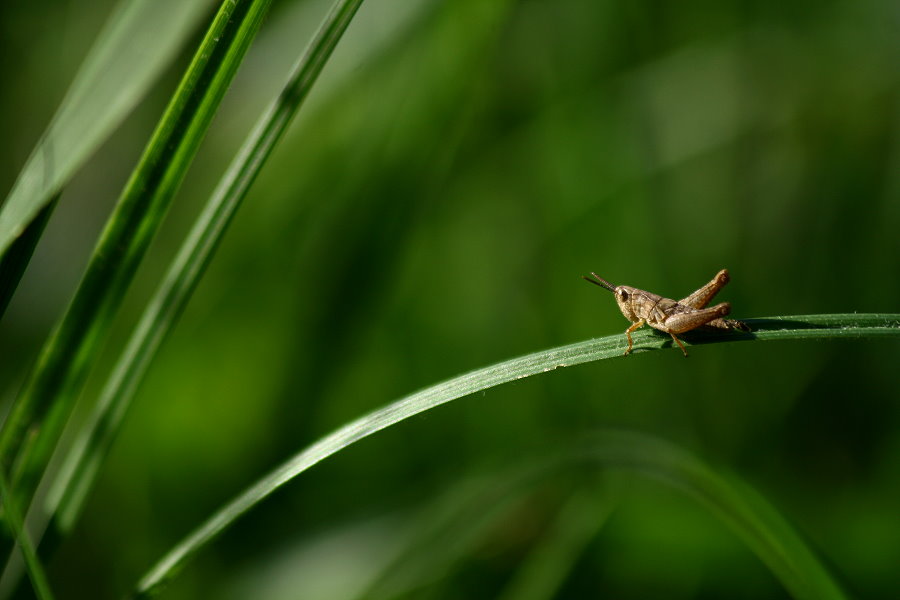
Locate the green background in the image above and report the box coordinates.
[1,0,898,597]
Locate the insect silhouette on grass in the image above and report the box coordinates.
[582,269,750,357]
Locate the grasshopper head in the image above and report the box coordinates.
[610,285,640,321]
[582,273,639,321]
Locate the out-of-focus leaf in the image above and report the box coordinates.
[0,0,216,258]
[0,0,273,569]
[0,472,54,600]
[45,0,366,550]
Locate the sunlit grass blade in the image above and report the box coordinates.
[0,0,216,259]
[574,430,849,600]
[44,0,366,548]
[132,313,896,597]
[0,473,54,600]
[0,0,274,561]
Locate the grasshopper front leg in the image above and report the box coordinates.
[623,319,645,355]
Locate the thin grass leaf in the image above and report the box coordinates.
[0,473,54,600]
[496,490,611,600]
[44,0,366,548]
[360,430,844,600]
[0,0,216,259]
[356,460,576,600]
[132,313,898,597]
[0,0,274,560]
[355,431,847,600]
[574,430,849,600]
[0,200,55,320]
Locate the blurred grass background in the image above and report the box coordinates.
[1,0,898,598]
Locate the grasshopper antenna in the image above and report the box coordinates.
[582,272,617,293]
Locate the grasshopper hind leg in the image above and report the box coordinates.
[679,269,730,309]
[669,333,689,357]
[706,317,752,333]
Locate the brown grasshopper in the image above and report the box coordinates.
[582,269,750,357]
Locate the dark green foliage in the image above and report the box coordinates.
[0,0,897,598]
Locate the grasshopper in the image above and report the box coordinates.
[582,269,750,357]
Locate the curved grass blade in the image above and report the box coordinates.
[355,460,587,600]
[495,489,611,600]
[0,0,274,559]
[574,430,848,600]
[0,0,216,258]
[361,430,848,600]
[132,313,897,597]
[0,473,54,600]
[44,0,366,547]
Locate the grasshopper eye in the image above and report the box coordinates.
[617,289,628,300]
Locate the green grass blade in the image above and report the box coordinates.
[0,472,54,600]
[45,0,366,545]
[132,313,896,597]
[0,0,215,259]
[0,200,55,320]
[496,490,612,600]
[575,430,849,600]
[0,0,274,556]
[356,461,577,600]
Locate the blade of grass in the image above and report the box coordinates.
[132,313,897,597]
[43,0,366,548]
[0,200,55,320]
[0,0,216,262]
[0,0,274,560]
[358,430,845,600]
[575,430,849,600]
[0,0,215,255]
[496,490,610,600]
[0,472,54,600]
[356,461,580,600]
